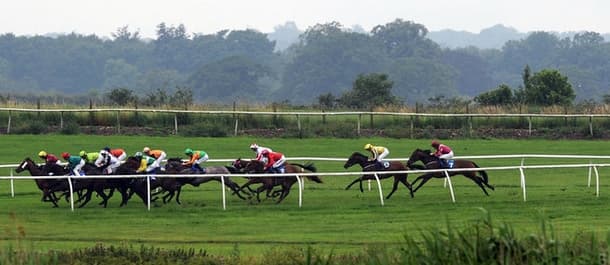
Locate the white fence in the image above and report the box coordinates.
[2,154,610,211]
[1,107,608,136]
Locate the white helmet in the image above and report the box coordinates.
[250,143,259,149]
[143,147,151,153]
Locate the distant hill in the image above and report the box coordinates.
[428,24,526,49]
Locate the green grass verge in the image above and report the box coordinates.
[1,135,610,258]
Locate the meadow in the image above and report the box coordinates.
[1,135,610,258]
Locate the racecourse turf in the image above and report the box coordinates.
[0,135,609,256]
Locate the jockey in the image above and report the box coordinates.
[109,147,127,162]
[95,147,120,174]
[261,149,286,173]
[182,148,209,173]
[431,140,454,168]
[38,150,61,165]
[142,147,167,173]
[134,152,156,173]
[79,150,99,163]
[364,143,389,169]
[250,143,272,163]
[61,152,85,176]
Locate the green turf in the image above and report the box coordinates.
[1,135,609,257]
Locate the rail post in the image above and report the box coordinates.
[444,170,455,203]
[234,116,239,136]
[60,111,64,129]
[519,167,527,202]
[373,173,384,206]
[174,114,178,135]
[296,175,303,208]
[357,114,361,136]
[296,114,302,138]
[147,176,151,211]
[221,176,226,210]
[68,175,74,212]
[594,166,600,197]
[589,116,593,136]
[116,110,121,134]
[587,160,593,188]
[10,169,14,197]
[528,116,532,136]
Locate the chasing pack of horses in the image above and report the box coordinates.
[15,148,493,208]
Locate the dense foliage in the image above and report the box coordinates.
[0,21,609,105]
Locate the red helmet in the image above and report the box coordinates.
[261,149,270,156]
[61,152,70,159]
[431,140,440,148]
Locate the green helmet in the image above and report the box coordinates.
[184,148,194,155]
[79,150,87,157]
[134,152,143,158]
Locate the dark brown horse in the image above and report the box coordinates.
[159,158,246,204]
[406,148,494,195]
[15,158,70,207]
[343,152,413,199]
[239,159,322,203]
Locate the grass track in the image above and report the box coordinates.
[1,135,609,256]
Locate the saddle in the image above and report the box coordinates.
[439,159,455,169]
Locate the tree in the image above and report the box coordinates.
[474,84,514,106]
[107,88,136,106]
[338,73,400,109]
[525,69,575,106]
[169,86,193,110]
[371,19,440,59]
[316,93,337,109]
[111,25,141,41]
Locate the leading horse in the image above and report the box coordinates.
[406,148,494,195]
[343,152,413,199]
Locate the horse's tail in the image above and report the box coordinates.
[472,162,489,183]
[290,162,317,172]
[291,163,322,183]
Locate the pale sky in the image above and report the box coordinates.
[1,0,608,38]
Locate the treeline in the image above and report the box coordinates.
[0,20,609,105]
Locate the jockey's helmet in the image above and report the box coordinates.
[250,143,259,150]
[79,150,87,157]
[364,143,373,150]
[103,147,111,152]
[61,152,70,159]
[431,140,440,148]
[143,147,151,153]
[38,151,47,158]
[261,149,270,156]
[134,152,143,158]
[184,148,194,155]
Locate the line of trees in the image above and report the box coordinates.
[0,20,609,107]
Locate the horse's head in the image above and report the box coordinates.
[344,152,369,169]
[164,158,184,171]
[232,158,249,170]
[15,157,35,173]
[244,160,265,173]
[406,148,434,167]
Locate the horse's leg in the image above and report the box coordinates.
[385,176,400,199]
[345,177,363,190]
[277,183,293,204]
[464,174,489,196]
[411,174,435,193]
[175,186,182,205]
[398,175,414,198]
[478,171,495,190]
[78,190,94,208]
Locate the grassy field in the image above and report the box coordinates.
[1,135,610,257]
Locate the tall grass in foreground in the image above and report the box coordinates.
[2,210,608,265]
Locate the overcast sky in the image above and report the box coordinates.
[2,0,608,38]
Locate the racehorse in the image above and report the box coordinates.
[240,159,322,203]
[159,158,246,204]
[343,152,413,199]
[15,158,70,207]
[406,148,495,195]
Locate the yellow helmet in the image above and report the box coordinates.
[364,144,373,150]
[79,150,87,157]
[38,151,47,157]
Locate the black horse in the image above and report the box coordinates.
[406,148,495,195]
[343,152,413,199]
[157,158,246,204]
[15,158,70,207]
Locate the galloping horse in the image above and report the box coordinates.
[15,158,70,207]
[343,152,413,199]
[240,159,322,203]
[159,158,246,204]
[406,148,494,195]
